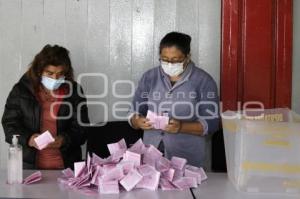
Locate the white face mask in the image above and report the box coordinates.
[41,76,65,91]
[161,61,185,77]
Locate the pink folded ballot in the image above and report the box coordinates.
[91,165,102,185]
[62,168,74,178]
[171,156,187,170]
[98,179,119,194]
[185,165,208,182]
[100,167,124,182]
[156,156,171,172]
[23,171,42,185]
[107,139,127,155]
[159,178,177,191]
[122,151,141,167]
[136,165,160,190]
[173,177,198,190]
[146,110,169,130]
[143,145,163,166]
[74,161,86,178]
[161,168,175,181]
[128,138,147,154]
[34,131,55,150]
[117,161,135,175]
[119,169,143,191]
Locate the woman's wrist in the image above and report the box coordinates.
[177,121,204,136]
[131,114,140,129]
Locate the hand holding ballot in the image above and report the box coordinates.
[164,118,182,133]
[146,110,169,130]
[131,110,170,131]
[28,131,56,150]
[28,133,40,149]
[46,135,64,149]
[131,114,153,130]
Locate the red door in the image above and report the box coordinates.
[221,0,293,111]
[212,0,293,172]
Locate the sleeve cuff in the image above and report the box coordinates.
[128,112,138,128]
[198,118,208,136]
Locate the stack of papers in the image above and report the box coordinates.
[146,110,169,130]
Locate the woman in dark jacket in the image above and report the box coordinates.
[1,44,89,169]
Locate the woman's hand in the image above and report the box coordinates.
[164,119,181,133]
[46,135,64,149]
[28,133,40,149]
[131,114,153,130]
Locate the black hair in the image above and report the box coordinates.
[159,32,192,56]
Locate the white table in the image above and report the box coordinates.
[0,170,194,199]
[192,173,299,199]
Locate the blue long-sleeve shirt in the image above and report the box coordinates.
[129,61,220,167]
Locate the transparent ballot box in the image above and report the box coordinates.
[222,108,300,195]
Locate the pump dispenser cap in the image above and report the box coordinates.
[12,135,19,146]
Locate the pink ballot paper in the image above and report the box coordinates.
[171,157,187,170]
[34,130,55,150]
[74,161,86,177]
[122,151,141,167]
[107,138,127,155]
[98,179,119,194]
[136,165,160,190]
[23,171,42,185]
[120,169,143,191]
[57,138,208,195]
[62,168,74,178]
[173,177,198,190]
[146,110,169,130]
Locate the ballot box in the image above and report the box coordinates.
[222,108,300,195]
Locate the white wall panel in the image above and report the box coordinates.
[132,0,154,84]
[21,0,44,74]
[65,0,87,77]
[109,0,132,121]
[176,0,199,66]
[198,0,221,90]
[0,0,22,169]
[85,0,110,124]
[153,0,176,67]
[43,0,66,45]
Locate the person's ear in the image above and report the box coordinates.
[184,54,191,65]
[186,53,191,60]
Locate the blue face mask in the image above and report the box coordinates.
[41,76,65,91]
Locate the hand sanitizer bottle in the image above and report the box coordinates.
[7,135,23,184]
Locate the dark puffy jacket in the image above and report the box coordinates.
[1,74,89,168]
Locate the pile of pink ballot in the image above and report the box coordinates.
[58,139,207,194]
